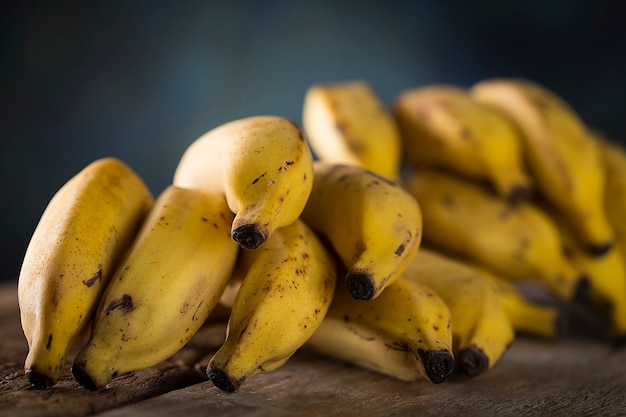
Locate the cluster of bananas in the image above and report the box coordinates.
[17,77,626,394]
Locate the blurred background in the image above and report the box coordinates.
[2,0,625,283]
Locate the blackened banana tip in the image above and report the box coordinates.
[507,184,532,205]
[421,350,455,384]
[588,241,613,257]
[612,333,626,349]
[71,363,99,391]
[458,347,489,378]
[573,274,592,306]
[231,224,266,250]
[346,273,376,301]
[25,368,55,390]
[207,367,238,393]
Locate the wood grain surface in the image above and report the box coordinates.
[1,283,625,417]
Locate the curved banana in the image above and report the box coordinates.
[300,162,423,301]
[597,134,626,262]
[173,116,314,250]
[305,277,455,384]
[401,249,515,377]
[471,78,613,255]
[404,168,587,302]
[394,84,532,202]
[543,197,626,342]
[17,157,153,389]
[302,80,402,180]
[72,185,239,390]
[206,219,337,392]
[478,266,566,339]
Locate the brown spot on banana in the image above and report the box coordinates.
[45,333,53,351]
[104,294,134,315]
[82,268,103,288]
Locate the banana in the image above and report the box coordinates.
[404,168,587,302]
[302,80,402,180]
[300,162,423,301]
[17,157,153,390]
[542,197,626,342]
[206,219,337,392]
[478,266,566,339]
[305,276,455,384]
[71,185,239,390]
[173,116,314,250]
[470,78,613,256]
[401,248,515,377]
[394,84,532,202]
[596,134,626,262]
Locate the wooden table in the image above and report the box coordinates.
[1,282,625,417]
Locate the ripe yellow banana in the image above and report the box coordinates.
[18,157,153,389]
[478,266,565,339]
[471,78,613,255]
[401,248,515,377]
[300,162,423,301]
[206,219,337,392]
[305,277,455,384]
[302,80,402,180]
[394,84,532,202]
[542,197,626,342]
[596,134,626,262]
[173,116,314,250]
[72,185,239,390]
[404,168,587,302]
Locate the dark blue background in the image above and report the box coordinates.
[2,0,625,282]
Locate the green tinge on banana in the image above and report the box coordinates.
[72,185,238,390]
[173,115,314,250]
[18,157,153,390]
[301,162,423,301]
[206,219,337,392]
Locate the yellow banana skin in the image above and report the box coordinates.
[173,116,314,250]
[597,135,626,263]
[401,249,515,377]
[394,85,532,202]
[18,157,153,390]
[302,80,402,180]
[300,162,423,301]
[206,219,337,392]
[478,267,565,339]
[72,185,238,390]
[306,277,455,384]
[404,168,587,302]
[471,78,613,256]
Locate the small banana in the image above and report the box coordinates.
[305,276,455,384]
[394,84,532,202]
[404,168,587,302]
[206,219,337,392]
[478,266,566,339]
[401,249,515,377]
[471,78,613,256]
[302,80,402,180]
[300,162,423,301]
[18,157,153,389]
[173,116,314,250]
[72,185,239,390]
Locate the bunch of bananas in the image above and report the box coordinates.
[17,78,626,394]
